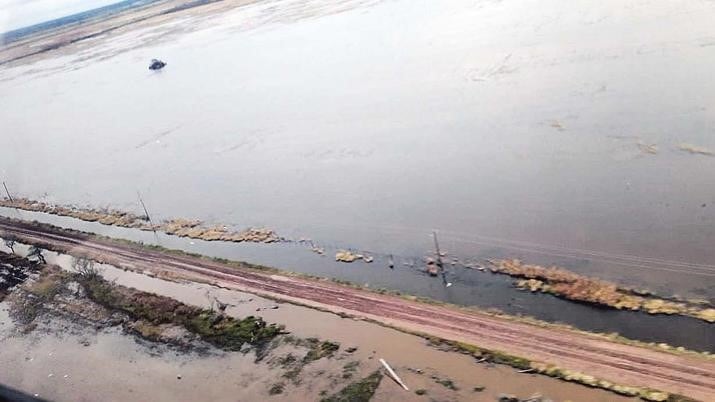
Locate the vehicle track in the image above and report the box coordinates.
[1,219,714,401]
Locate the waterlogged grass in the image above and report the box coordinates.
[321,371,383,402]
[80,275,283,350]
[422,336,698,402]
[428,338,532,371]
[10,265,69,325]
[268,383,285,395]
[342,361,360,379]
[303,339,341,362]
[435,378,458,391]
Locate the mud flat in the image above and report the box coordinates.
[489,259,715,323]
[0,251,633,402]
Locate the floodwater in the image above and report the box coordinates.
[0,246,632,402]
[1,0,715,338]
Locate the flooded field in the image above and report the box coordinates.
[1,0,715,355]
[0,246,633,402]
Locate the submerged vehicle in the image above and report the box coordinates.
[148,59,166,70]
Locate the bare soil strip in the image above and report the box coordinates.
[1,218,714,401]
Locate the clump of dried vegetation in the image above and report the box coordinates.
[490,259,715,322]
[0,197,279,244]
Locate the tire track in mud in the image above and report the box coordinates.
[1,219,714,400]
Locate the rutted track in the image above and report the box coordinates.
[1,218,714,401]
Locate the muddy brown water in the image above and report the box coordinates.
[1,0,714,349]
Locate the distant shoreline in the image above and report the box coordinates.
[0,0,162,44]
[0,0,255,66]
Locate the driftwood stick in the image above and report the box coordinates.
[379,358,408,391]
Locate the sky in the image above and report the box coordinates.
[0,0,120,32]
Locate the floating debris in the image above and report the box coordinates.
[550,120,565,131]
[425,257,439,277]
[335,250,373,263]
[336,250,359,263]
[678,143,714,156]
[149,59,166,70]
[379,358,408,391]
[310,246,325,255]
[636,141,658,155]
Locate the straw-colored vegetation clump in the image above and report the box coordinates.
[335,250,373,263]
[492,259,714,322]
[0,197,279,244]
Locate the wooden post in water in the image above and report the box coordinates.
[432,231,451,287]
[2,181,21,216]
[137,191,160,242]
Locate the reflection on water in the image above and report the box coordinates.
[1,0,715,301]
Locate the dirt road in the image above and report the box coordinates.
[1,218,714,401]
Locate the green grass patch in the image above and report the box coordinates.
[321,370,383,402]
[435,378,458,390]
[342,361,360,379]
[302,338,341,363]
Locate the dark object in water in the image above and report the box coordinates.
[426,258,439,276]
[149,59,166,70]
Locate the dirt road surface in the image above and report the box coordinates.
[1,218,714,401]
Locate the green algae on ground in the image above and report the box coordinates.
[267,336,343,385]
[303,339,341,362]
[342,361,360,379]
[321,370,383,402]
[435,378,459,390]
